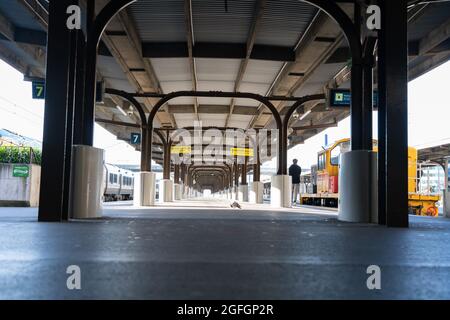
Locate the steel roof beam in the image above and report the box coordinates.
[184,0,200,122]
[141,42,295,61]
[225,0,266,128]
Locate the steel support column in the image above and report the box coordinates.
[163,140,171,180]
[253,151,261,183]
[241,158,248,185]
[351,62,364,150]
[174,164,180,184]
[73,30,86,145]
[38,0,74,222]
[234,163,239,188]
[362,37,377,151]
[181,163,186,184]
[62,27,79,220]
[379,0,409,228]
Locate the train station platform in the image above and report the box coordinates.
[1,201,450,299]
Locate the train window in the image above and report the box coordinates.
[318,153,326,171]
[109,173,114,184]
[330,141,351,166]
[114,174,118,184]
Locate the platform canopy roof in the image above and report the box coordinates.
[1,0,450,166]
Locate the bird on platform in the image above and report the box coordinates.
[230,201,242,209]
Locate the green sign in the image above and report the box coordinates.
[131,133,141,145]
[13,165,29,178]
[32,81,46,99]
[32,80,104,102]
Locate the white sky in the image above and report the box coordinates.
[1,58,450,171]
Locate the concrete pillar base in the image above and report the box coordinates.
[338,151,378,223]
[159,179,174,203]
[238,184,249,202]
[133,171,156,206]
[70,145,104,218]
[174,183,182,200]
[270,175,291,208]
[250,181,264,204]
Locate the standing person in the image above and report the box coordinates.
[289,159,302,205]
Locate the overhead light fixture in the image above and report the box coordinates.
[299,110,311,121]
[127,105,134,116]
[116,105,127,116]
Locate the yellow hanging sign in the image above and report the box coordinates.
[230,147,254,157]
[171,145,192,154]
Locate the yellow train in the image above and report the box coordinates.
[300,138,440,216]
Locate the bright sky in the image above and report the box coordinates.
[1,58,450,170]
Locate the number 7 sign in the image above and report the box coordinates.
[131,133,141,145]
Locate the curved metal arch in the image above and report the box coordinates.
[147,91,284,175]
[189,166,229,187]
[89,0,137,49]
[188,165,230,175]
[105,88,151,171]
[105,88,148,127]
[88,1,364,173]
[281,94,325,174]
[83,0,137,146]
[303,0,362,60]
[190,166,228,187]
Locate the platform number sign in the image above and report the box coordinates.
[31,80,104,102]
[131,133,141,145]
[32,81,46,99]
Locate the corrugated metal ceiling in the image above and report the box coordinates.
[255,0,318,47]
[128,0,186,42]
[192,0,257,43]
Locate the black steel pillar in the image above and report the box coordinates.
[174,164,180,184]
[181,163,186,185]
[73,30,86,145]
[141,128,150,171]
[362,38,376,151]
[163,139,171,180]
[61,27,79,220]
[350,66,364,150]
[234,163,239,188]
[38,0,74,222]
[241,157,248,185]
[378,0,409,227]
[82,0,96,145]
[253,155,260,183]
[351,2,364,150]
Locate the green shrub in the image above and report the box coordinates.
[0,146,41,165]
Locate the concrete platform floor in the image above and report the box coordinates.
[1,198,450,299]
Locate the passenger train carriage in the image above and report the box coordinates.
[103,163,135,201]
